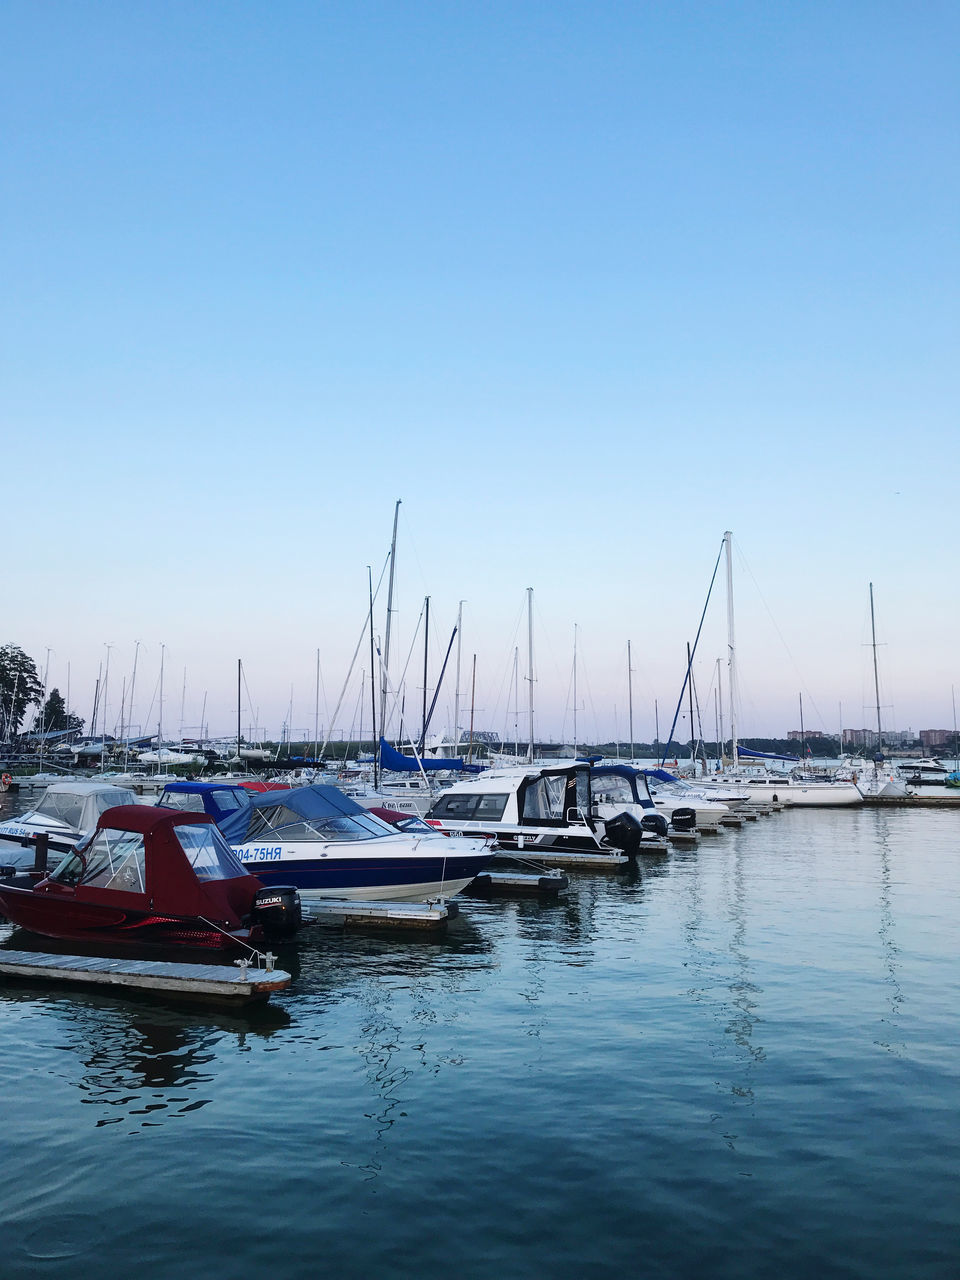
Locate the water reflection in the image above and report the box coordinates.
[0,987,288,1129]
[871,810,905,1054]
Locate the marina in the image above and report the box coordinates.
[1,793,957,1279]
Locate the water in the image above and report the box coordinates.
[1,796,958,1279]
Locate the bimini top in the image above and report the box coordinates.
[379,737,467,773]
[642,768,683,784]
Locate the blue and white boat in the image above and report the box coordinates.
[157,781,493,903]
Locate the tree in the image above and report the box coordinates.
[0,645,43,738]
[40,688,84,735]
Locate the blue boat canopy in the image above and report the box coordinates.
[642,768,683,783]
[379,737,466,773]
[588,764,640,781]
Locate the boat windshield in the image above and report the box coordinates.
[51,828,147,893]
[34,791,87,828]
[176,823,250,881]
[591,775,637,805]
[244,804,392,842]
[159,790,206,812]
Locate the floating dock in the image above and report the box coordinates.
[469,870,568,896]
[668,829,700,845]
[502,849,631,870]
[0,950,291,1004]
[720,814,744,828]
[303,899,457,931]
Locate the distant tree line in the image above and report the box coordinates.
[0,644,84,738]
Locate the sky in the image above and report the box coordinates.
[2,1,957,746]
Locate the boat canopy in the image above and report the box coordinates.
[159,782,253,841]
[379,737,466,773]
[642,768,683,784]
[738,748,801,763]
[589,764,640,781]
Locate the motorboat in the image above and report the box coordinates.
[0,780,140,874]
[0,806,301,950]
[636,769,733,831]
[159,781,494,903]
[896,758,950,786]
[426,761,691,854]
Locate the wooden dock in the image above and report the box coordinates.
[469,870,568,896]
[304,899,457,931]
[0,950,291,1004]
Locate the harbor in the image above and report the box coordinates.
[1,797,957,1279]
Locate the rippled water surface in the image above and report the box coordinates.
[1,798,958,1279]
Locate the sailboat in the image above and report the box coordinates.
[700,532,863,807]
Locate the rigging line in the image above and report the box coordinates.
[660,539,725,765]
[319,552,391,757]
[733,537,830,730]
[486,599,528,736]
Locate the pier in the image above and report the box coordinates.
[0,950,291,1004]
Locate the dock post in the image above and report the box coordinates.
[33,832,49,876]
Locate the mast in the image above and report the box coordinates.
[724,530,739,768]
[453,600,463,753]
[314,648,321,765]
[100,643,112,772]
[952,685,958,771]
[124,641,140,770]
[526,587,535,763]
[799,691,806,767]
[468,654,477,764]
[717,657,725,760]
[237,658,242,763]
[38,647,50,773]
[572,623,578,756]
[421,595,430,750]
[157,643,165,775]
[654,698,660,761]
[379,500,401,741]
[368,566,378,787]
[512,646,520,757]
[869,583,883,756]
[627,639,634,760]
[686,642,695,763]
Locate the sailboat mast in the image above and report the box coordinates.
[379,500,401,740]
[627,639,634,760]
[453,600,463,753]
[512,646,519,757]
[368,565,379,788]
[799,691,806,765]
[572,624,578,756]
[125,641,140,770]
[421,595,430,749]
[468,654,477,764]
[526,587,535,763]
[869,583,883,754]
[686,642,695,765]
[724,530,739,768]
[237,658,242,762]
[157,643,165,775]
[717,657,725,759]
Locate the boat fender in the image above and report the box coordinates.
[0,774,11,791]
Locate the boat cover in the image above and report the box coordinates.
[642,768,683,783]
[159,781,254,841]
[379,737,465,773]
[227,784,372,841]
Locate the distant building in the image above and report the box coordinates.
[787,729,826,741]
[843,729,879,747]
[920,729,954,750]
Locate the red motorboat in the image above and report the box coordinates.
[0,806,301,951]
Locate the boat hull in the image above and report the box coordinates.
[0,885,259,950]
[238,839,494,903]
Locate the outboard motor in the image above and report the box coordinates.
[251,885,302,938]
[670,807,697,833]
[640,812,669,839]
[603,811,645,854]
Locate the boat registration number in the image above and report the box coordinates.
[248,846,283,861]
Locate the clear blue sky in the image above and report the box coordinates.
[3,2,957,743]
